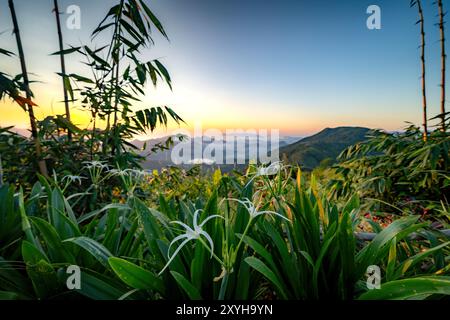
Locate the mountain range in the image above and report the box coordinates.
[132,126,371,171]
[8,126,371,171]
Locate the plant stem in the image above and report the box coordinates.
[218,271,229,300]
[53,0,71,141]
[438,0,447,132]
[0,154,3,186]
[91,115,96,160]
[8,0,48,178]
[110,0,124,156]
[198,237,224,266]
[233,218,253,261]
[224,183,230,255]
[417,0,428,140]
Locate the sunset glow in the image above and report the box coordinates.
[1,0,446,137]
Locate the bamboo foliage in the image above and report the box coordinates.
[1,0,184,177]
[7,0,48,177]
[60,0,182,160]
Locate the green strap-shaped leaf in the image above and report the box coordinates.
[77,203,130,224]
[358,276,450,300]
[395,241,450,279]
[58,269,125,300]
[245,257,288,300]
[22,241,59,299]
[170,271,202,300]
[30,217,76,264]
[109,257,165,295]
[0,291,22,300]
[64,237,112,268]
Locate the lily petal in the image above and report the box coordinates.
[171,221,195,234]
[256,210,290,221]
[199,230,215,258]
[193,209,203,230]
[158,237,193,276]
[199,214,224,228]
[168,234,190,259]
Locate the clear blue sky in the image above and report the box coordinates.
[0,0,447,135]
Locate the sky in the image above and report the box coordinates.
[0,0,447,137]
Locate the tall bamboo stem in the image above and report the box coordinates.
[53,0,72,141]
[110,0,124,156]
[8,0,48,177]
[438,0,447,132]
[417,0,428,141]
[0,154,3,186]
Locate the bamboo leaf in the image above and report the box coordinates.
[50,46,81,56]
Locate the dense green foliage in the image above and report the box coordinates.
[0,164,449,300]
[328,125,450,217]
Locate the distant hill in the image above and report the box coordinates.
[279,127,371,170]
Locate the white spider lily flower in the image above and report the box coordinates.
[257,161,282,177]
[62,175,85,186]
[110,168,148,178]
[158,210,223,275]
[109,168,127,176]
[128,169,150,179]
[226,197,289,221]
[245,161,283,187]
[82,160,110,170]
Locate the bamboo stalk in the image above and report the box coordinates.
[8,0,48,177]
[0,154,3,186]
[111,58,120,156]
[110,0,125,156]
[417,0,428,141]
[112,59,120,129]
[53,0,72,141]
[91,110,97,160]
[438,0,446,132]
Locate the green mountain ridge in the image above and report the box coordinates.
[280,126,371,170]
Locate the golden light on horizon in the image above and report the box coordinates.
[1,77,394,139]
